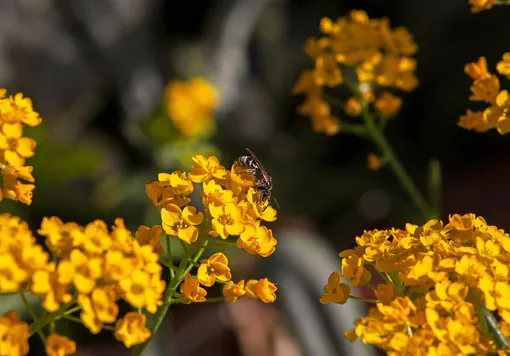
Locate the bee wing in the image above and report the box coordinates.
[245,147,270,179]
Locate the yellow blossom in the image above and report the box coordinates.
[118,267,165,313]
[201,179,234,207]
[223,280,246,304]
[114,312,151,348]
[161,203,203,244]
[164,77,219,137]
[0,123,36,167]
[497,52,510,79]
[31,264,73,312]
[197,252,232,287]
[320,272,350,304]
[0,311,29,356]
[458,109,491,132]
[345,97,362,117]
[244,278,277,303]
[374,92,402,118]
[135,225,163,255]
[209,202,246,239]
[237,223,277,257]
[469,76,500,103]
[188,154,229,183]
[180,273,207,304]
[46,334,76,356]
[465,56,491,80]
[374,283,395,304]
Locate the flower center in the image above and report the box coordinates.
[218,213,233,225]
[175,218,188,229]
[7,138,17,150]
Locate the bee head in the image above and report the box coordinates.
[259,188,271,202]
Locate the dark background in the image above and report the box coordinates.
[1,0,509,355]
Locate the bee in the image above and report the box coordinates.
[234,148,279,210]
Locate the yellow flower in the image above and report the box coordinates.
[118,268,164,313]
[313,53,343,87]
[78,287,119,334]
[345,97,362,117]
[188,155,229,183]
[237,223,277,257]
[310,115,340,136]
[0,311,29,356]
[223,280,246,304]
[46,334,76,356]
[209,201,246,239]
[320,272,350,304]
[38,217,84,257]
[161,203,203,244]
[458,109,491,132]
[197,252,232,287]
[296,96,330,119]
[374,92,402,118]
[292,70,322,96]
[31,264,73,312]
[497,53,510,79]
[158,171,194,195]
[0,92,42,127]
[465,56,491,80]
[164,77,219,137]
[367,153,382,171]
[469,0,496,13]
[59,249,102,294]
[135,225,163,255]
[145,182,189,210]
[374,283,395,304]
[114,312,151,348]
[245,278,277,303]
[469,76,500,103]
[180,273,207,304]
[81,219,112,256]
[201,179,234,207]
[0,123,36,167]
[340,251,372,286]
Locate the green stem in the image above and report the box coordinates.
[205,239,238,247]
[360,104,432,220]
[203,296,225,303]
[20,293,46,344]
[29,301,75,337]
[181,240,209,278]
[132,239,202,356]
[60,315,115,331]
[348,295,380,304]
[166,234,175,279]
[159,259,178,273]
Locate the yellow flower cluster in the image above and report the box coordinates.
[0,213,160,352]
[459,55,510,134]
[322,213,510,354]
[0,90,42,205]
[163,77,219,137]
[293,10,416,135]
[146,154,278,304]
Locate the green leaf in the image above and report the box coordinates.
[427,158,442,219]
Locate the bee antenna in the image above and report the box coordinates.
[273,197,280,209]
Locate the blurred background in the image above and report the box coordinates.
[1,0,510,355]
